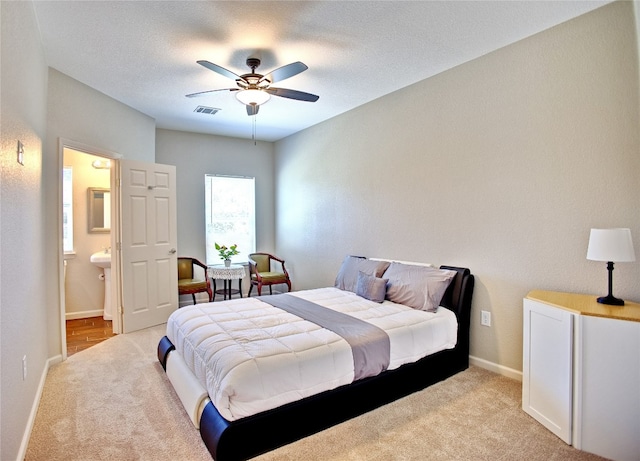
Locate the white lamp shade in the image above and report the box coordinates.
[587,228,636,262]
[236,89,270,106]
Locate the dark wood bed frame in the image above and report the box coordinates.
[158,265,474,461]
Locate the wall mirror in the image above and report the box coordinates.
[88,187,111,233]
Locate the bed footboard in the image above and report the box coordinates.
[199,346,465,461]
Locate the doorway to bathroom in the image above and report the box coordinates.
[60,140,118,359]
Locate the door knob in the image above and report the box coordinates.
[169,248,177,254]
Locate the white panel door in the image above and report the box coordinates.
[522,298,573,444]
[119,159,178,333]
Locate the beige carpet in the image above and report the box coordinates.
[26,325,606,461]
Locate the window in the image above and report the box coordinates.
[62,167,74,253]
[205,175,255,265]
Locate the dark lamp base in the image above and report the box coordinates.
[597,295,625,306]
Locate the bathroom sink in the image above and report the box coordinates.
[90,251,111,268]
[91,251,112,320]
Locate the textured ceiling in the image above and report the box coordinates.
[32,1,612,142]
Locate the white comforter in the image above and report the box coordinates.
[166,287,457,421]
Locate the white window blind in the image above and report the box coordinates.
[205,175,255,265]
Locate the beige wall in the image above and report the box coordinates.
[46,68,157,163]
[2,5,159,459]
[44,69,157,355]
[1,2,49,459]
[155,128,275,301]
[275,2,640,374]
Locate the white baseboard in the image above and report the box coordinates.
[17,354,62,461]
[469,355,522,382]
[65,309,103,320]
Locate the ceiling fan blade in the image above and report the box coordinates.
[246,104,259,116]
[265,87,319,102]
[197,60,242,81]
[185,88,237,98]
[260,62,308,84]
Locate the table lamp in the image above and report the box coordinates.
[586,228,636,305]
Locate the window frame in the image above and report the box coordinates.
[204,174,256,266]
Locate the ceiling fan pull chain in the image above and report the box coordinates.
[252,114,257,145]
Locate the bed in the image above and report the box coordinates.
[158,257,474,461]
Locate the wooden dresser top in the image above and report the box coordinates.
[526,290,640,323]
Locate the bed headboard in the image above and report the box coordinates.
[439,265,474,362]
[439,265,474,319]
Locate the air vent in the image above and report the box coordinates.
[194,106,221,115]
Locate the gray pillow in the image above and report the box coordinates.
[383,262,456,312]
[335,256,390,293]
[355,271,388,303]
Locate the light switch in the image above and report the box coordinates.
[17,140,24,165]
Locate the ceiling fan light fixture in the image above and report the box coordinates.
[236,89,270,106]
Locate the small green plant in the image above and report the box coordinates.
[215,243,240,260]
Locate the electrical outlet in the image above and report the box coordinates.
[22,355,27,380]
[481,310,491,327]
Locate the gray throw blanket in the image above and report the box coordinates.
[257,293,390,380]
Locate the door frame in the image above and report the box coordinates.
[57,138,122,360]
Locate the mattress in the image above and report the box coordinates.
[166,287,457,421]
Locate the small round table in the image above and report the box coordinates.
[208,264,245,301]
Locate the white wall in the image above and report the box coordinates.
[0,2,49,459]
[155,128,275,300]
[275,2,640,374]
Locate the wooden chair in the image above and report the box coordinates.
[177,257,212,305]
[248,253,292,296]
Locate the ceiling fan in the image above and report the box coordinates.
[186,57,319,116]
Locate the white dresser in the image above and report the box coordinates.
[523,290,640,461]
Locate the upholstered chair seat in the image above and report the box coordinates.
[178,257,213,305]
[251,271,287,283]
[248,253,292,296]
[178,278,208,291]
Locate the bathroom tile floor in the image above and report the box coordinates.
[66,317,116,356]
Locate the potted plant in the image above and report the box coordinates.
[215,243,240,267]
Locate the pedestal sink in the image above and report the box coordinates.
[90,251,112,320]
